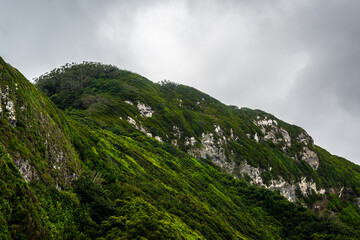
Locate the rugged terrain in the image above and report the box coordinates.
[1,57,360,239]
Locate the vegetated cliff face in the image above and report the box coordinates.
[0,57,86,239]
[184,115,324,202]
[35,62,360,207]
[124,99,324,202]
[0,57,81,188]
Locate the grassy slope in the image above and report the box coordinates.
[1,59,360,239]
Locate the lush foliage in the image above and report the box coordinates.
[0,58,360,239]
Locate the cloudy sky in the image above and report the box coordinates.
[1,0,360,164]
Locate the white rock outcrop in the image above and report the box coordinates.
[1,85,17,126]
[254,116,320,170]
[254,133,259,143]
[297,133,311,145]
[171,139,178,147]
[184,136,196,146]
[298,177,325,195]
[127,116,150,136]
[127,116,164,142]
[239,161,264,185]
[13,158,39,183]
[6,100,16,126]
[171,126,182,147]
[155,136,163,142]
[214,125,223,136]
[239,160,325,202]
[177,99,183,107]
[254,116,291,149]
[173,126,181,137]
[268,179,297,202]
[230,128,235,140]
[188,133,227,167]
[127,116,137,126]
[301,147,319,170]
[137,102,154,118]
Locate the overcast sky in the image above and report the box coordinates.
[1,0,360,164]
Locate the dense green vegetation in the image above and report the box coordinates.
[1,58,360,239]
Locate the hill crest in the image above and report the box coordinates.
[2,58,360,239]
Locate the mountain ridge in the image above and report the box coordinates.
[1,57,360,239]
[36,61,360,203]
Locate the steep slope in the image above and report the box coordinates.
[0,58,82,239]
[36,62,360,204]
[0,57,82,186]
[34,61,360,238]
[1,58,360,239]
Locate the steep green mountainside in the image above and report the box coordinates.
[36,62,360,203]
[0,58,81,186]
[1,58,360,239]
[0,57,82,239]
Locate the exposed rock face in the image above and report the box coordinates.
[299,177,325,195]
[182,120,323,202]
[128,116,150,135]
[254,116,319,170]
[0,85,17,126]
[137,102,154,118]
[181,116,324,202]
[185,136,196,146]
[155,136,163,142]
[239,161,263,185]
[254,133,259,143]
[214,125,228,146]
[37,111,80,187]
[230,128,235,140]
[238,160,325,202]
[297,132,311,145]
[6,100,16,126]
[185,126,236,173]
[171,139,178,147]
[238,161,296,201]
[254,116,291,150]
[13,158,39,183]
[215,159,236,175]
[127,116,137,126]
[0,74,81,187]
[268,179,297,202]
[177,98,182,107]
[339,186,345,198]
[127,116,163,142]
[214,125,223,135]
[171,126,181,147]
[52,150,64,170]
[280,128,291,148]
[301,147,319,170]
[188,132,227,167]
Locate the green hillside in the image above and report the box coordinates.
[1,58,360,239]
